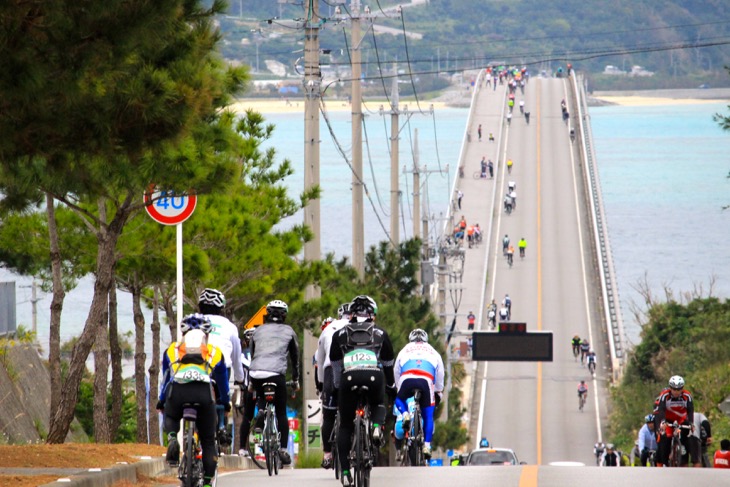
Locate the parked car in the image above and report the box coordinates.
[465,447,523,466]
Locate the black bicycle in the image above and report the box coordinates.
[669,422,692,467]
[179,404,207,487]
[261,381,296,476]
[349,385,376,487]
[401,390,425,467]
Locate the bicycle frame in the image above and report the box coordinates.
[669,422,692,467]
[402,390,425,467]
[349,386,374,487]
[262,382,281,476]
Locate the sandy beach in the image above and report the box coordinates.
[591,88,730,106]
[228,98,450,115]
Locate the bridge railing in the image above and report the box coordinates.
[570,73,626,381]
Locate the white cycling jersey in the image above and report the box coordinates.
[206,314,245,383]
[315,318,348,383]
[394,341,445,403]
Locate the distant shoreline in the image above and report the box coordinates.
[230,87,730,113]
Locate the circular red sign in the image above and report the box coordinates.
[144,185,197,225]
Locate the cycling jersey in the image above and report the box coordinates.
[580,342,590,352]
[577,383,588,394]
[571,337,581,346]
[714,449,730,468]
[600,451,621,467]
[656,389,694,425]
[467,313,476,326]
[518,239,527,249]
[638,423,657,452]
[394,341,445,403]
[205,314,245,383]
[586,353,597,363]
[159,341,229,405]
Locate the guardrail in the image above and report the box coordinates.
[570,74,626,381]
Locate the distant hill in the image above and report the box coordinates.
[217,0,730,90]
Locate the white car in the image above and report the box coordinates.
[465,447,522,466]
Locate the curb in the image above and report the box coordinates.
[38,455,255,487]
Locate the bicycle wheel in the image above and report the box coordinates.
[180,421,195,487]
[331,422,340,480]
[353,418,364,487]
[264,411,274,476]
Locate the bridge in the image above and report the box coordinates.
[190,74,725,485]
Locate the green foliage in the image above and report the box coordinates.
[74,375,138,442]
[609,297,730,456]
[295,448,323,468]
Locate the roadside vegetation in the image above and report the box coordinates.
[608,294,730,459]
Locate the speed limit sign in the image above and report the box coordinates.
[144,185,197,225]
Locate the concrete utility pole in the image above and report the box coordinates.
[303,0,322,300]
[389,64,400,248]
[351,0,365,277]
[412,128,420,243]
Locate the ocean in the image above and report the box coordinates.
[3,100,729,355]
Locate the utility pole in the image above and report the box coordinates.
[351,0,365,277]
[389,63,399,248]
[412,129,421,287]
[303,0,322,300]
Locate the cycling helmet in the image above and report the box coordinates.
[198,288,226,308]
[321,316,334,330]
[265,299,288,323]
[243,327,256,342]
[180,313,212,335]
[645,414,655,424]
[581,338,589,344]
[337,303,351,319]
[668,375,685,389]
[349,295,377,317]
[408,329,428,343]
[606,443,615,450]
[589,349,594,354]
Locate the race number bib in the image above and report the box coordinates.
[174,365,211,384]
[343,349,378,371]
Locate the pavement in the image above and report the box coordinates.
[27,454,254,487]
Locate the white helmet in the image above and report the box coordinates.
[199,288,226,308]
[668,375,685,389]
[408,329,428,343]
[265,299,288,323]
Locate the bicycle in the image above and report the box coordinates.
[588,359,597,377]
[473,170,487,179]
[349,384,376,487]
[572,343,580,361]
[179,403,208,487]
[668,422,692,467]
[260,380,296,476]
[400,390,425,467]
[506,252,514,268]
[578,391,586,412]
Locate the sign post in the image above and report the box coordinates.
[144,185,197,342]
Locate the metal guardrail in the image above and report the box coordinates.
[570,74,626,381]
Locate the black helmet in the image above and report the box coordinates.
[265,299,288,323]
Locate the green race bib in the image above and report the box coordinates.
[343,349,378,370]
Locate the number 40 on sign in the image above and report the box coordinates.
[144,185,197,225]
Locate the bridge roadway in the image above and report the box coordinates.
[204,76,724,486]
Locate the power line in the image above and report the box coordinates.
[399,12,426,114]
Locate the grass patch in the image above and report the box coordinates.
[295,448,323,468]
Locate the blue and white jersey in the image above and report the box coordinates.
[394,342,445,393]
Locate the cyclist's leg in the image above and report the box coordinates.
[656,432,670,466]
[250,379,267,431]
[336,375,358,475]
[271,375,290,450]
[367,371,386,428]
[689,436,701,467]
[239,390,255,451]
[321,368,338,459]
[190,383,218,482]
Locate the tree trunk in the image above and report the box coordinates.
[93,197,111,443]
[147,286,162,445]
[162,290,177,340]
[133,279,148,443]
[46,193,65,420]
[93,298,111,443]
[47,202,129,444]
[108,284,123,440]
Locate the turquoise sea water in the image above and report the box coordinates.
[3,100,729,350]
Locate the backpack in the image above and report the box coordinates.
[345,321,376,348]
[341,321,382,372]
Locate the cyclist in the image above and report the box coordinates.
[714,439,730,468]
[237,326,257,457]
[506,158,513,174]
[600,443,621,467]
[586,349,597,373]
[594,442,605,465]
[502,234,510,256]
[198,288,244,445]
[506,245,515,266]
[157,314,229,487]
[466,311,476,331]
[473,224,482,243]
[394,329,445,460]
[637,413,658,466]
[655,375,694,467]
[480,157,487,178]
[316,303,352,469]
[579,338,590,364]
[503,193,513,213]
[502,294,512,318]
[577,380,588,408]
[508,180,516,192]
[509,188,517,209]
[249,300,300,466]
[690,411,712,468]
[330,295,396,487]
[518,237,527,258]
[571,335,581,357]
[570,128,576,142]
